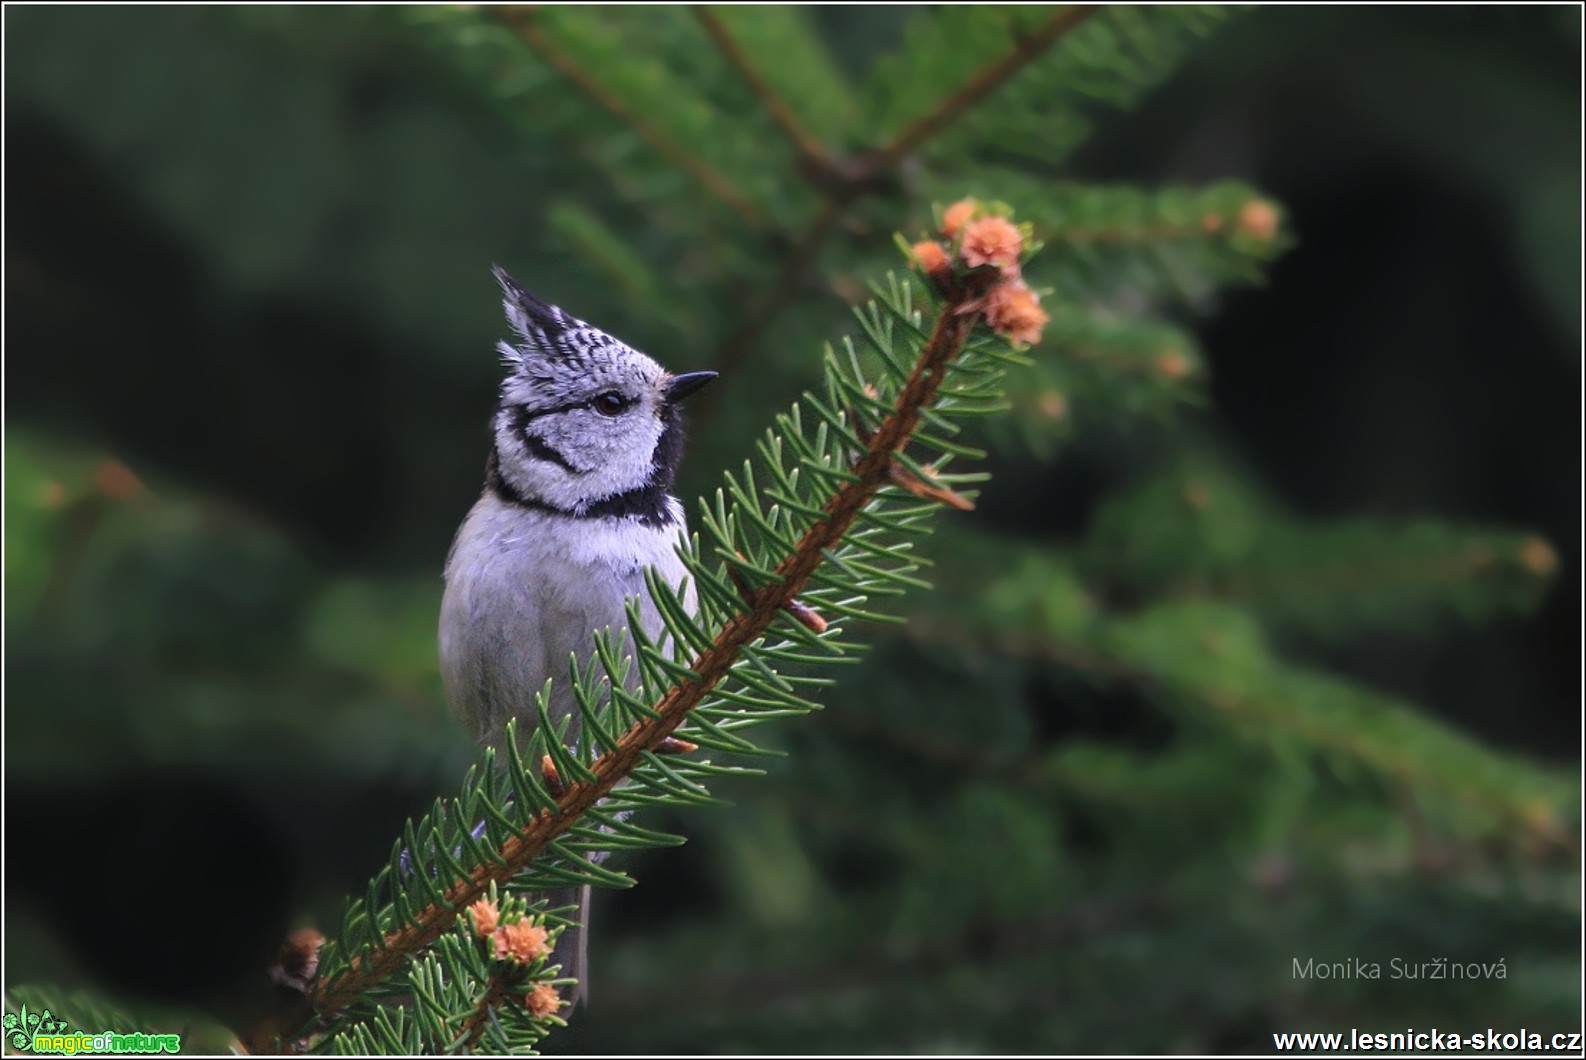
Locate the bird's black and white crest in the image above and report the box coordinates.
[485,267,714,528]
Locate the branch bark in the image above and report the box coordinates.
[457,970,517,1052]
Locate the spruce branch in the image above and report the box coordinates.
[306,215,1039,1033]
[491,6,765,228]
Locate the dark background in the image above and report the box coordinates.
[5,5,1579,1053]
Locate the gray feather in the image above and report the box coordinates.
[439,274,708,1011]
[440,494,692,752]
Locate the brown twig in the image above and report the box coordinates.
[457,969,518,1052]
[870,5,1100,173]
[310,267,996,1017]
[492,7,764,228]
[888,462,975,511]
[693,6,832,176]
[540,754,567,799]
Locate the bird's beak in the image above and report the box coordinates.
[664,371,718,405]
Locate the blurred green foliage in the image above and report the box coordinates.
[5,4,1578,1054]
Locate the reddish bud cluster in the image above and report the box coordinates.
[469,897,551,966]
[464,896,563,1021]
[908,197,1049,348]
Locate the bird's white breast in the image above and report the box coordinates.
[438,491,694,752]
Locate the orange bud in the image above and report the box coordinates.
[1036,391,1068,420]
[1519,537,1558,576]
[983,282,1048,347]
[1155,351,1192,379]
[941,199,979,239]
[541,754,566,799]
[524,982,563,1018]
[960,216,1023,270]
[469,898,500,937]
[1237,199,1279,241]
[911,241,951,276]
[785,598,829,634]
[493,920,550,964]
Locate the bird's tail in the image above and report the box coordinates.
[545,885,591,1009]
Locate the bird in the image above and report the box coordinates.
[439,266,715,1008]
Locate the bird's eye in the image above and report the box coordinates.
[593,391,627,416]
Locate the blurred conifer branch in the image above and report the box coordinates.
[693,6,832,178]
[695,4,1103,415]
[406,6,1262,428]
[490,6,766,228]
[869,5,1100,173]
[897,514,1573,851]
